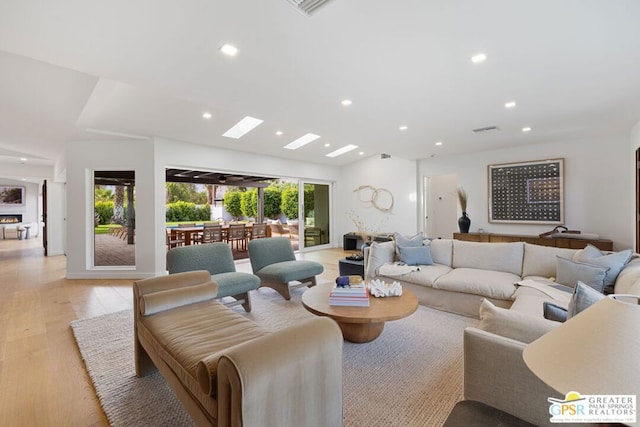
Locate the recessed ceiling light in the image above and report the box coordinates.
[522,126,532,132]
[275,130,283,136]
[399,125,408,131]
[471,53,487,63]
[20,157,28,162]
[202,112,212,119]
[326,144,358,158]
[435,141,443,146]
[220,43,238,56]
[505,101,516,109]
[341,99,352,106]
[358,151,364,155]
[324,143,330,147]
[222,116,264,139]
[284,133,321,150]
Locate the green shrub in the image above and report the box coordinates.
[94,201,114,225]
[223,190,243,219]
[240,189,258,219]
[281,187,299,219]
[263,186,282,218]
[197,204,211,221]
[303,184,314,217]
[165,201,209,222]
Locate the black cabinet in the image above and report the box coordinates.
[343,233,393,250]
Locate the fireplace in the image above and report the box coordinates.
[0,214,22,224]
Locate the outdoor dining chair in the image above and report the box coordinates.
[227,224,248,251]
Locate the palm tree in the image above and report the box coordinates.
[112,185,125,224]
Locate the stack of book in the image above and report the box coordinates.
[329,277,370,307]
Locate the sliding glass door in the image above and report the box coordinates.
[301,182,331,249]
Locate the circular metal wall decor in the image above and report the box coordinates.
[353,185,394,213]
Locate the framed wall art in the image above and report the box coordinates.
[488,159,564,224]
[0,186,25,205]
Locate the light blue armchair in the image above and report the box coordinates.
[248,237,324,300]
[167,243,260,311]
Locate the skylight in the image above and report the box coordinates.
[283,133,320,150]
[220,44,239,56]
[222,116,264,139]
[326,144,358,158]
[471,53,487,63]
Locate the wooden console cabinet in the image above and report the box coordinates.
[453,232,613,251]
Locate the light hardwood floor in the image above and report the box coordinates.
[0,236,348,426]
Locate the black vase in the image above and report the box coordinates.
[458,212,471,233]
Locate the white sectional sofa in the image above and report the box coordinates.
[366,237,640,426]
[365,237,640,319]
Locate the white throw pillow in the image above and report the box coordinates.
[365,241,395,279]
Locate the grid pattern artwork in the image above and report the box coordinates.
[489,159,564,224]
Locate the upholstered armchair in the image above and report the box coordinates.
[166,243,260,311]
[247,237,323,300]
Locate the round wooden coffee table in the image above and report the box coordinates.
[302,282,419,343]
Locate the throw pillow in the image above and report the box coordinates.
[566,281,605,319]
[478,299,560,344]
[394,231,423,247]
[555,256,609,292]
[394,231,425,257]
[365,241,396,279]
[543,302,568,322]
[573,244,632,294]
[397,245,433,266]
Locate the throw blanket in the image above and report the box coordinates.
[516,279,572,303]
[378,262,420,276]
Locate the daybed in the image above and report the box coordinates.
[133,270,343,427]
[366,236,640,426]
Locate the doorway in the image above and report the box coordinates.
[423,174,458,239]
[93,170,136,267]
[301,182,331,249]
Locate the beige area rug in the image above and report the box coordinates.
[71,287,478,427]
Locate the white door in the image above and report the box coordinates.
[424,174,458,239]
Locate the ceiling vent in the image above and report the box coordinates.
[380,153,391,159]
[285,0,333,16]
[472,126,500,133]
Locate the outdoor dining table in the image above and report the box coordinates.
[168,224,257,246]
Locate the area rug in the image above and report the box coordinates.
[71,287,478,427]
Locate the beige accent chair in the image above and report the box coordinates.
[268,220,290,238]
[133,270,344,427]
[287,221,300,240]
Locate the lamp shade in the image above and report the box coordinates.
[523,295,640,425]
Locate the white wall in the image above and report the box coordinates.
[337,155,418,241]
[419,135,633,249]
[65,139,157,279]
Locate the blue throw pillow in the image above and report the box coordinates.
[397,245,433,266]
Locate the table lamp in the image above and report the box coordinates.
[523,294,640,426]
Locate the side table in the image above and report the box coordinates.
[338,258,364,278]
